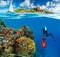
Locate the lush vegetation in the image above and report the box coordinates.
[14,8,53,14]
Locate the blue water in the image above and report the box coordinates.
[0,13,40,19]
[0,13,60,57]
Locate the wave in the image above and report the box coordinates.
[43,14,60,20]
[0,13,60,19]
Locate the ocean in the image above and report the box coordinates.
[0,13,60,57]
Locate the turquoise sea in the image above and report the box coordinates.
[0,13,60,57]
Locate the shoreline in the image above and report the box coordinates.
[16,12,47,15]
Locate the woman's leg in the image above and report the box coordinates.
[46,33,55,40]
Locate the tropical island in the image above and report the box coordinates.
[8,0,53,14]
[14,8,53,14]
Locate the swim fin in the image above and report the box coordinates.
[42,39,46,48]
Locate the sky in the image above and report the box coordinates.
[0,0,60,13]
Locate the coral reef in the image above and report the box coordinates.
[0,20,36,57]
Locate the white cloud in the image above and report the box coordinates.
[20,0,31,8]
[19,0,60,13]
[0,0,15,8]
[39,1,56,11]
[0,0,7,7]
[46,1,50,7]
[50,2,55,6]
[30,3,36,8]
[38,0,60,13]
[48,3,60,13]
[44,0,60,13]
[56,3,60,7]
[40,5,47,10]
[52,4,60,13]
[46,1,56,7]
[20,2,25,7]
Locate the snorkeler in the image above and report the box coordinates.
[42,26,55,39]
[42,26,55,48]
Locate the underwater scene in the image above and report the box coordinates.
[0,13,60,57]
[0,0,60,57]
